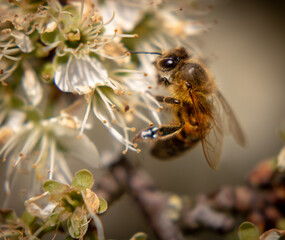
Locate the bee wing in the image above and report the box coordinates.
[200,98,224,170]
[191,89,245,170]
[215,90,246,147]
[200,90,245,170]
[188,91,224,170]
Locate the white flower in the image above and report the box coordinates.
[0,0,40,31]
[97,0,149,33]
[156,10,208,37]
[111,68,163,125]
[88,0,210,158]
[71,87,138,153]
[0,29,34,85]
[0,116,100,201]
[37,0,136,94]
[54,55,120,94]
[22,61,43,106]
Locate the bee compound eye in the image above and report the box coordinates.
[160,58,178,69]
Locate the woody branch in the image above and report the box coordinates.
[96,157,285,239]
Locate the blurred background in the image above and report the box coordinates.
[100,0,285,239]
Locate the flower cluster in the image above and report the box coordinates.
[0,0,209,207]
[0,170,107,239]
[25,169,107,239]
[0,0,211,238]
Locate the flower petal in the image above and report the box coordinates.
[100,1,145,33]
[54,126,100,168]
[22,63,43,106]
[11,31,35,53]
[54,56,109,95]
[25,192,58,221]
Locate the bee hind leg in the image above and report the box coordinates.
[133,125,182,143]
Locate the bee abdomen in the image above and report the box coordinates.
[151,134,199,159]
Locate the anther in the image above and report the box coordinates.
[157,106,164,112]
[114,89,120,95]
[125,105,130,112]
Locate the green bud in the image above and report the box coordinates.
[238,222,260,240]
[72,169,94,191]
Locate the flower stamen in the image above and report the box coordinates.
[48,138,56,179]
[13,128,41,167]
[33,133,48,168]
[79,97,92,136]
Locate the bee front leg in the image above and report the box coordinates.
[155,96,181,105]
[133,125,183,143]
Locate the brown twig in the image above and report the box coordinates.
[181,194,234,232]
[97,157,185,240]
[95,157,285,239]
[96,157,237,238]
[210,160,285,232]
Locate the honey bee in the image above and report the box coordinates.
[133,47,245,170]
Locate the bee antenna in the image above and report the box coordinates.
[129,51,162,55]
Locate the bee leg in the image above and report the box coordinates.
[158,76,171,86]
[155,96,181,105]
[133,125,182,142]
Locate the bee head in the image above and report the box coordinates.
[154,47,189,72]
